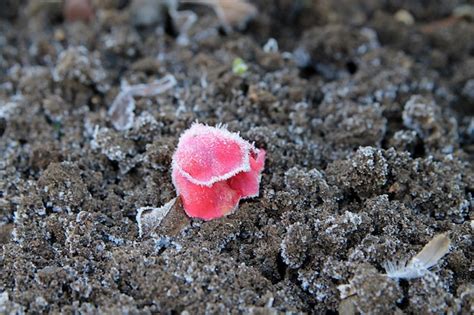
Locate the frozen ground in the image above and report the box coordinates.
[0,0,473,313]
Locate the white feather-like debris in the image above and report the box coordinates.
[136,198,177,238]
[109,74,177,131]
[384,233,451,279]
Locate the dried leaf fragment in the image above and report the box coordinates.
[337,284,356,299]
[127,74,177,97]
[212,0,257,30]
[136,198,176,238]
[180,0,257,31]
[109,91,135,131]
[108,74,176,131]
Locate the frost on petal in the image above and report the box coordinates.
[228,149,266,198]
[173,124,251,186]
[173,168,240,220]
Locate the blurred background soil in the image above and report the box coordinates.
[0,0,473,313]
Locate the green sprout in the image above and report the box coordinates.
[232,57,248,76]
[53,121,63,139]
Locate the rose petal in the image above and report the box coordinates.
[172,124,266,220]
[173,168,241,220]
[173,124,251,186]
[228,149,266,198]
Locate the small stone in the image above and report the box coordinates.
[394,9,415,25]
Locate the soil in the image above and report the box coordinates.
[1,0,473,314]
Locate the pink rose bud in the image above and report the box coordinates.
[172,123,265,220]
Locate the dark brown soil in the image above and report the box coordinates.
[1,0,473,314]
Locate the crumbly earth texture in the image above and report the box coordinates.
[1,1,473,314]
